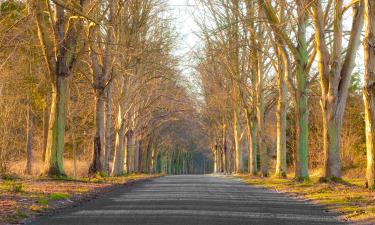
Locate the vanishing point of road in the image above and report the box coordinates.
[28,175,347,225]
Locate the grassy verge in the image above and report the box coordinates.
[235,174,375,223]
[0,173,161,225]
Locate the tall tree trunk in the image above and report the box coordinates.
[104,82,113,175]
[127,129,134,172]
[31,0,84,177]
[134,137,140,173]
[294,69,309,180]
[257,52,268,177]
[137,139,142,172]
[211,143,217,173]
[89,0,116,175]
[233,110,241,173]
[260,0,310,180]
[222,123,228,173]
[25,101,33,175]
[111,107,126,176]
[246,111,257,175]
[311,0,364,180]
[89,90,105,175]
[275,47,288,178]
[150,144,156,173]
[72,130,77,178]
[145,140,152,173]
[42,103,49,162]
[294,2,309,180]
[364,0,375,189]
[44,76,69,176]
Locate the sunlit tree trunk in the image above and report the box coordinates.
[31,0,84,177]
[45,76,69,176]
[134,137,140,173]
[312,0,364,180]
[89,87,105,174]
[257,50,268,177]
[72,130,77,178]
[138,140,142,173]
[25,100,33,175]
[261,0,310,180]
[294,2,309,180]
[127,129,134,172]
[364,0,375,189]
[105,82,113,174]
[111,106,126,176]
[246,110,257,175]
[294,62,309,180]
[89,0,117,175]
[151,144,156,173]
[42,103,49,162]
[211,143,217,173]
[233,110,241,173]
[275,47,288,178]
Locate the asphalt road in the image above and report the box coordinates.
[28,175,348,225]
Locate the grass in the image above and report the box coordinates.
[0,180,24,193]
[0,172,160,224]
[235,174,375,223]
[48,192,70,200]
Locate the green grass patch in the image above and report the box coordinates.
[48,192,70,200]
[37,197,48,206]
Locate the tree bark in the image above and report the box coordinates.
[311,0,364,180]
[246,111,257,175]
[44,76,69,176]
[89,0,116,175]
[294,67,309,180]
[89,89,105,175]
[104,82,113,175]
[31,0,85,177]
[275,47,288,178]
[42,103,49,162]
[127,129,134,172]
[257,51,268,177]
[294,1,309,180]
[111,106,126,176]
[222,123,228,173]
[364,0,375,189]
[233,110,241,173]
[25,101,33,175]
[261,0,310,180]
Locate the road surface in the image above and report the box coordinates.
[28,175,348,225]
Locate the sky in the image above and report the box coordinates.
[167,0,202,91]
[167,0,200,58]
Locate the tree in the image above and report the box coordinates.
[311,0,364,180]
[88,0,118,175]
[364,0,375,189]
[30,0,86,176]
[261,0,315,180]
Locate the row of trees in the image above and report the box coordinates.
[195,0,375,189]
[0,0,208,177]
